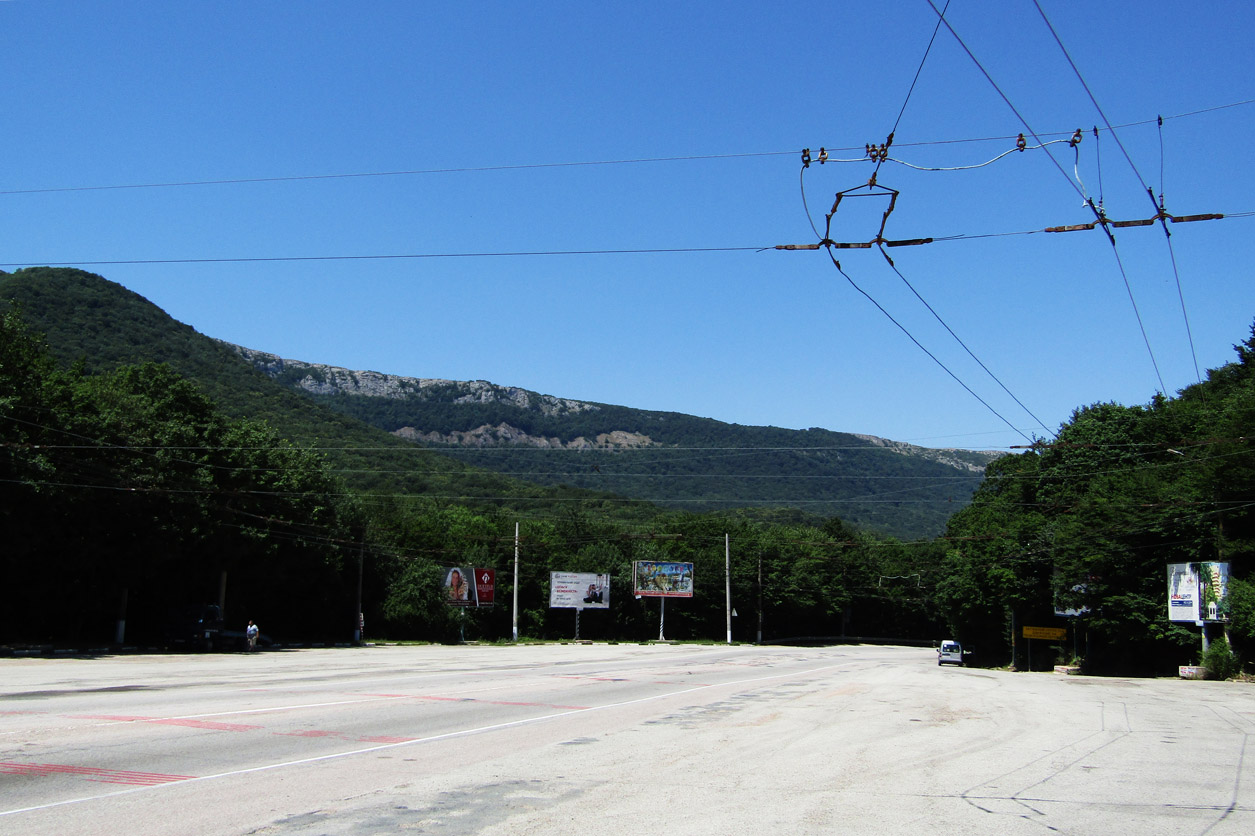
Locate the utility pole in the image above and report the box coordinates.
[512,521,520,642]
[354,534,364,644]
[757,551,763,645]
[725,533,732,644]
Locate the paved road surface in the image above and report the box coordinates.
[1,644,1251,835]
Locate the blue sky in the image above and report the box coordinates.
[4,1,1254,451]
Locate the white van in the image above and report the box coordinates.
[938,640,964,666]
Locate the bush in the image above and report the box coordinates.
[1202,641,1241,680]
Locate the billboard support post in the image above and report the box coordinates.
[659,597,666,642]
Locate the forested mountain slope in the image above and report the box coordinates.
[2,267,995,537]
[228,348,996,538]
[0,267,630,514]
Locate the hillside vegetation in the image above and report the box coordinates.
[230,346,994,539]
[4,266,1252,678]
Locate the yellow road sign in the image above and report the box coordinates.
[1022,625,1067,640]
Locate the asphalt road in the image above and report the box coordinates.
[1,644,1251,835]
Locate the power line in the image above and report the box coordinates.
[824,249,1034,445]
[1032,0,1202,389]
[0,246,763,269]
[2,206,1240,270]
[926,0,1168,396]
[869,0,953,183]
[2,100,1251,198]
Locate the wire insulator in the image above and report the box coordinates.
[801,148,812,168]
[1069,128,1083,147]
[1016,133,1027,151]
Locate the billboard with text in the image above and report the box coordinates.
[550,572,610,609]
[1168,562,1230,622]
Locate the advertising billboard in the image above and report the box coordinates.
[443,566,477,606]
[1200,562,1230,621]
[550,572,611,609]
[1168,562,1230,622]
[1167,563,1198,621]
[633,561,694,598]
[474,568,496,606]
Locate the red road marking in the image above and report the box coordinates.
[149,718,261,732]
[275,729,341,738]
[0,762,193,786]
[72,714,259,732]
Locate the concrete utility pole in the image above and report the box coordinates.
[512,522,520,642]
[354,535,364,644]
[725,533,733,644]
[757,551,763,645]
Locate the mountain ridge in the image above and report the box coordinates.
[2,267,997,537]
[226,342,996,470]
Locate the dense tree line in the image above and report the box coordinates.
[939,326,1255,675]
[1,305,944,648]
[5,271,1253,678]
[1,306,360,643]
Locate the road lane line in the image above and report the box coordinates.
[0,662,847,818]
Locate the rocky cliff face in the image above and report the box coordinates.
[229,344,600,417]
[850,433,991,473]
[226,343,650,448]
[227,342,994,462]
[393,424,655,449]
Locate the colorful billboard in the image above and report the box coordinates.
[1201,562,1230,621]
[1168,563,1230,622]
[633,561,694,598]
[550,572,611,609]
[443,566,476,606]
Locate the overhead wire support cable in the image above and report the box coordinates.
[823,249,1033,445]
[805,128,1044,442]
[926,0,1168,397]
[1033,0,1202,387]
[3,99,1252,199]
[875,248,1056,439]
[0,245,764,269]
[870,0,952,185]
[7,210,1233,269]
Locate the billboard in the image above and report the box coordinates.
[1201,562,1230,621]
[633,561,694,598]
[550,572,610,609]
[474,568,496,606]
[1168,563,1230,622]
[444,566,477,606]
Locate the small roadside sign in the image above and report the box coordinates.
[1022,625,1067,641]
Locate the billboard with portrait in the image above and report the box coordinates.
[443,566,477,606]
[633,561,694,598]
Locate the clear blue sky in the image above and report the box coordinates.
[4,1,1254,451]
